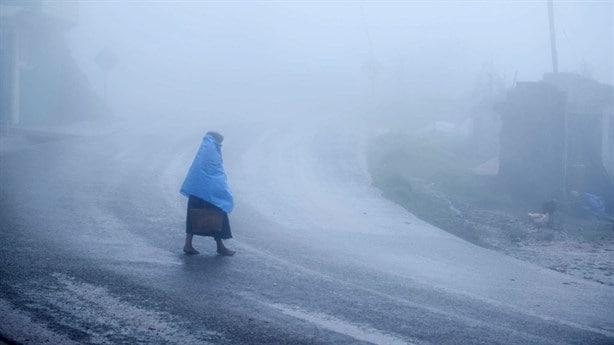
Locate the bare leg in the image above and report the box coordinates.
[215,238,235,256]
[183,234,199,255]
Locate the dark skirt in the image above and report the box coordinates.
[186,195,232,240]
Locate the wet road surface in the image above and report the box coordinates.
[1,117,613,344]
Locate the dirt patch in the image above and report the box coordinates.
[418,180,614,286]
[368,131,614,286]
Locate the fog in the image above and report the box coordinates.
[67,1,613,122]
[3,2,614,342]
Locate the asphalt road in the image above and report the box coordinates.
[1,116,613,344]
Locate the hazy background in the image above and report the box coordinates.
[67,1,613,122]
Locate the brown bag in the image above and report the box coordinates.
[190,208,223,235]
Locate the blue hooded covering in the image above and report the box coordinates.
[180,134,234,213]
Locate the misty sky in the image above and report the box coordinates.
[67,1,613,119]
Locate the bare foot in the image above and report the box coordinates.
[217,247,235,256]
[183,247,200,255]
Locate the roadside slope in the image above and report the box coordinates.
[232,117,614,335]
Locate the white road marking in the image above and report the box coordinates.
[267,302,417,345]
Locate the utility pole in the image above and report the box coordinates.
[547,0,559,73]
[360,6,381,93]
[94,47,118,104]
[548,0,566,199]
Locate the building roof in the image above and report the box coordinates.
[544,72,614,114]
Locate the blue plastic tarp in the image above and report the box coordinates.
[180,134,234,213]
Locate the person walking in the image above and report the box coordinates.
[180,131,235,256]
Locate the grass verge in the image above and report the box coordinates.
[367,131,517,246]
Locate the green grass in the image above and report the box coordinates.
[369,132,508,204]
[367,131,512,244]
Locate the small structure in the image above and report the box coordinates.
[496,73,614,210]
[1,1,107,136]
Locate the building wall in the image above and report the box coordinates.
[41,1,79,25]
[604,109,614,177]
[0,5,21,134]
[565,111,605,194]
[1,1,108,129]
[497,82,566,200]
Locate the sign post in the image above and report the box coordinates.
[94,47,118,103]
